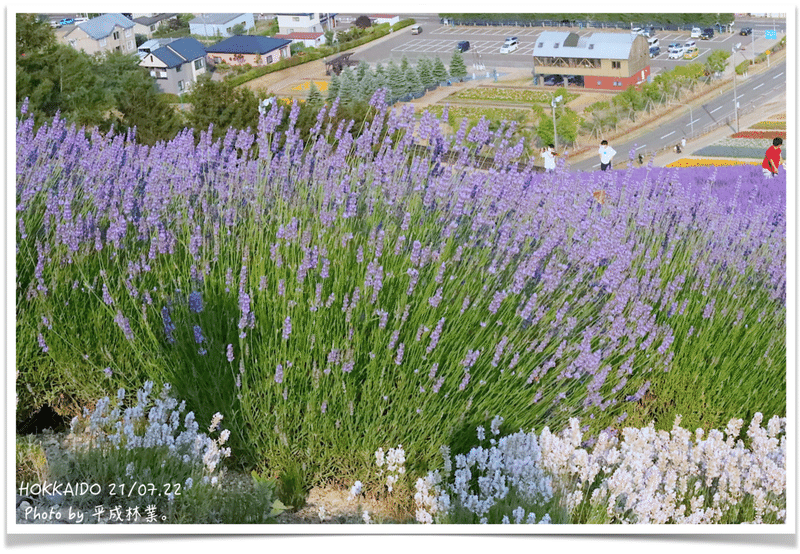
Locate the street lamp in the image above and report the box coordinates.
[732,43,742,133]
[551,94,563,151]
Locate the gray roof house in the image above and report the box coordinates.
[139,37,208,95]
[532,31,650,90]
[63,13,137,55]
[132,13,179,38]
[189,13,255,37]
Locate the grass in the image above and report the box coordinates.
[455,87,579,104]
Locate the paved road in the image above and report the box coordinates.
[569,59,786,171]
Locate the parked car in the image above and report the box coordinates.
[683,46,699,60]
[500,38,519,53]
[456,40,470,52]
[59,17,74,26]
[566,75,584,86]
[631,27,645,36]
[543,74,564,86]
[690,27,702,38]
[648,37,660,49]
[700,28,714,40]
[649,46,661,58]
[684,40,697,50]
[411,24,422,35]
[740,27,753,36]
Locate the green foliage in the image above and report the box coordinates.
[186,77,260,141]
[16,435,50,488]
[735,60,751,75]
[400,55,410,74]
[387,61,405,98]
[392,18,416,31]
[307,81,324,107]
[438,13,734,27]
[16,13,56,57]
[433,57,449,83]
[275,461,313,511]
[449,51,468,79]
[705,49,731,74]
[404,67,422,95]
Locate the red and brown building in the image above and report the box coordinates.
[533,31,650,91]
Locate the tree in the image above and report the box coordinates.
[16,13,56,57]
[327,73,340,100]
[705,49,731,75]
[404,67,422,95]
[355,15,372,29]
[307,81,324,107]
[323,29,335,47]
[387,61,404,99]
[417,58,435,88]
[356,59,370,82]
[231,23,246,35]
[186,77,260,141]
[432,57,449,83]
[338,67,359,105]
[449,51,467,80]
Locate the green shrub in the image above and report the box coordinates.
[16,435,49,489]
[392,18,416,31]
[735,60,751,75]
[159,93,181,104]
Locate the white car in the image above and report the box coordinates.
[690,27,702,38]
[500,38,519,53]
[668,48,683,59]
[631,27,644,35]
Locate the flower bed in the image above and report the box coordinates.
[693,145,767,159]
[427,104,530,127]
[290,81,329,92]
[667,158,761,168]
[455,87,578,104]
[750,120,786,130]
[731,130,786,140]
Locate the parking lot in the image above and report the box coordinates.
[355,21,784,78]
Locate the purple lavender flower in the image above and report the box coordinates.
[37,333,48,353]
[226,344,234,362]
[102,284,114,305]
[282,316,292,340]
[275,363,283,384]
[193,325,205,344]
[161,307,175,343]
[114,311,134,341]
[188,291,204,313]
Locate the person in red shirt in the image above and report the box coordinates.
[762,137,783,178]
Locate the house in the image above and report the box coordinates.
[205,35,291,66]
[189,13,255,37]
[62,13,137,55]
[276,13,336,34]
[273,32,326,49]
[138,37,207,95]
[532,31,650,91]
[370,14,400,26]
[137,37,177,59]
[132,13,179,38]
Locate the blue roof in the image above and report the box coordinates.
[76,13,134,40]
[149,37,207,68]
[205,35,291,55]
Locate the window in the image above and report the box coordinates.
[178,80,184,91]
[226,27,232,33]
[293,16,300,22]
[125,29,131,36]
[597,80,602,85]
[537,42,543,47]
[588,44,594,49]
[127,40,133,50]
[99,38,107,47]
[150,25,156,32]
[266,55,273,64]
[113,31,120,40]
[310,13,315,19]
[194,58,204,70]
[176,64,182,72]
[612,61,621,69]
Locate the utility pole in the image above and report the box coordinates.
[551,94,562,151]
[732,43,741,133]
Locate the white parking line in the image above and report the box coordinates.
[660,131,676,139]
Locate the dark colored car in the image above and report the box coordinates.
[456,40,470,52]
[566,75,584,86]
[700,28,714,40]
[649,45,661,57]
[543,74,564,86]
[740,27,753,35]
[59,17,74,26]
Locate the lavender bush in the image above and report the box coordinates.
[16,91,785,485]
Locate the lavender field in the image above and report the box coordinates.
[15,93,786,522]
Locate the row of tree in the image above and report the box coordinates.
[326,54,468,105]
[439,13,736,27]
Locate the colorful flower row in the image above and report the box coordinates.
[693,145,766,159]
[666,158,761,168]
[455,87,578,104]
[731,130,786,140]
[750,121,786,130]
[290,80,329,92]
[715,137,776,149]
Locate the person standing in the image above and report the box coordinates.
[598,140,616,171]
[762,137,783,178]
[541,144,558,173]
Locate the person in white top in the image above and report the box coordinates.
[540,144,558,172]
[598,140,616,171]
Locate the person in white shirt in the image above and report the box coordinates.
[540,144,558,172]
[598,140,616,171]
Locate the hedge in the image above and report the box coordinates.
[735,60,750,75]
[225,19,415,88]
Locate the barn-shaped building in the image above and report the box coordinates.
[533,31,650,90]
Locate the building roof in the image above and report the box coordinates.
[146,37,207,68]
[205,35,292,55]
[274,32,323,40]
[133,13,179,26]
[534,31,639,60]
[189,13,248,26]
[137,37,177,58]
[371,14,398,18]
[74,13,135,40]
